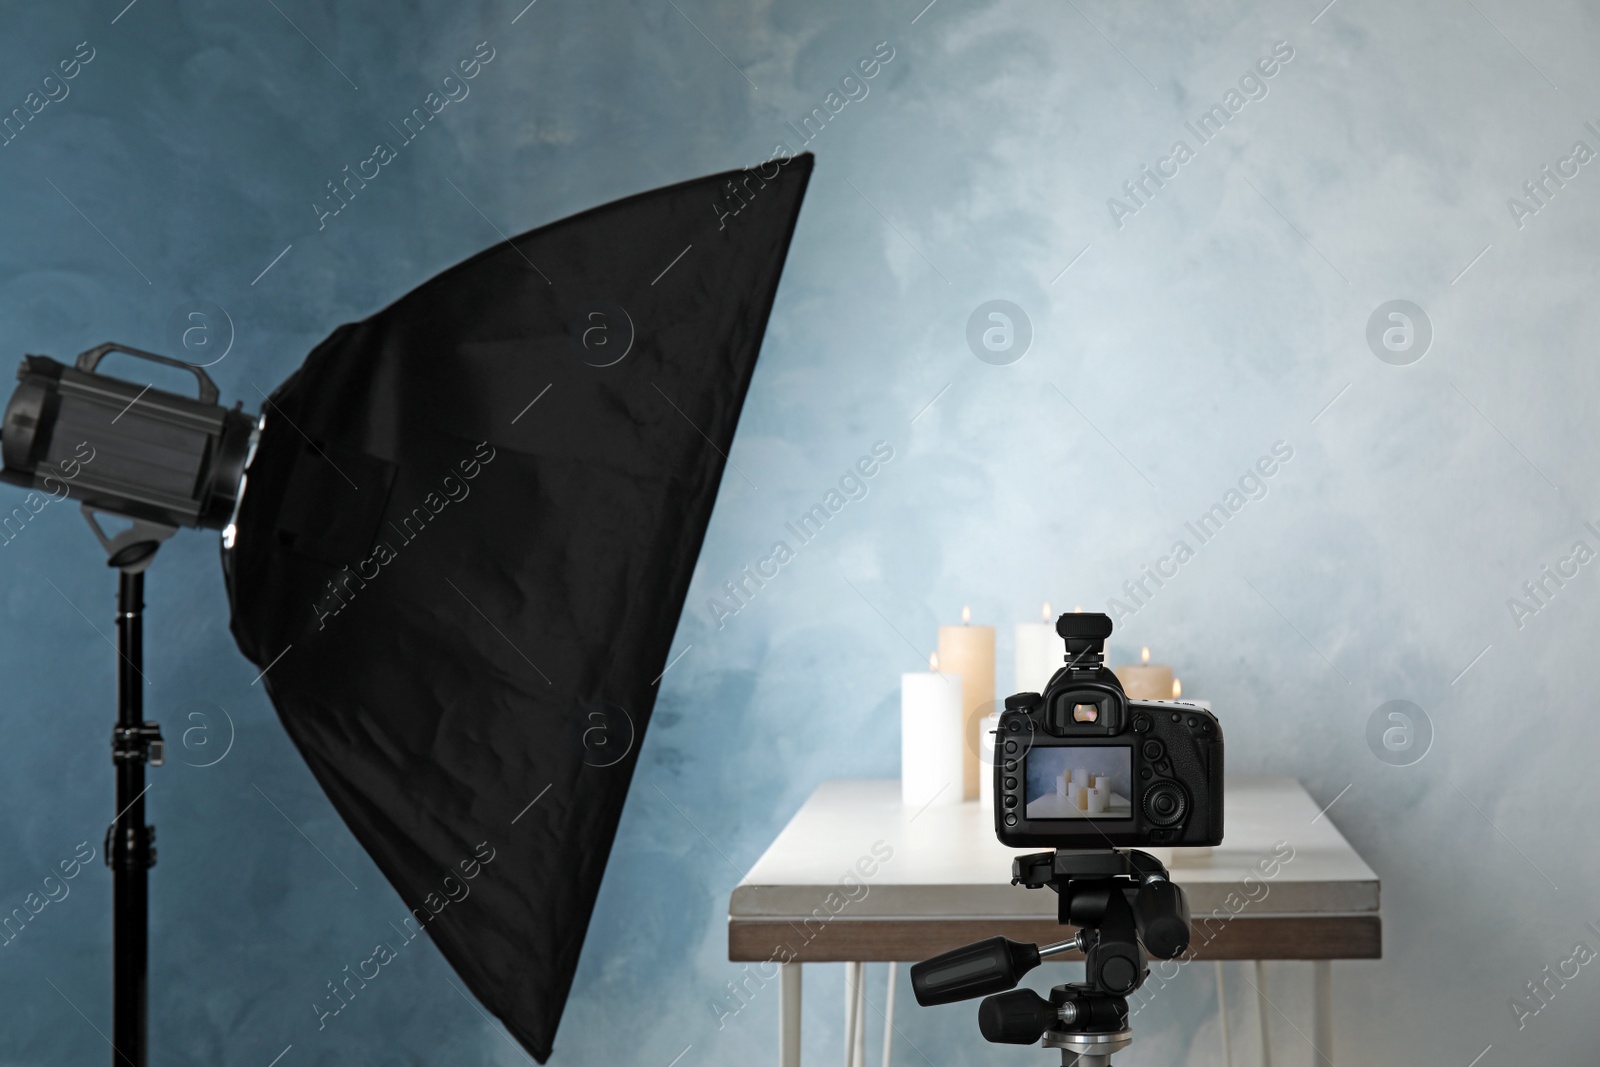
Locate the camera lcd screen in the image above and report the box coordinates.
[1024,746,1133,819]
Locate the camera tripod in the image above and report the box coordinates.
[910,849,1190,1067]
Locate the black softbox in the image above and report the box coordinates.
[220,153,812,1059]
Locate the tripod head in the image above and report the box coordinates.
[910,849,1190,1067]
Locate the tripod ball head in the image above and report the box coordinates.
[910,850,1194,1065]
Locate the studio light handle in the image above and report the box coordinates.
[76,342,220,405]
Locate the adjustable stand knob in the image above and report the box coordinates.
[977,989,1057,1044]
[111,721,165,765]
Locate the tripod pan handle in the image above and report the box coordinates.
[910,936,1040,1006]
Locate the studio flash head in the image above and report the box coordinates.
[1,343,257,559]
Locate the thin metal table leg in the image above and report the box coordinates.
[853,967,866,1067]
[1215,960,1233,1067]
[881,964,897,1067]
[844,961,860,1067]
[779,962,801,1067]
[1255,960,1272,1067]
[1313,960,1333,1064]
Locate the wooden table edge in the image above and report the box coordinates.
[728,914,1382,963]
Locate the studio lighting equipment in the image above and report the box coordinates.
[1,153,813,1065]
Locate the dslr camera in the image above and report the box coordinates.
[993,612,1223,848]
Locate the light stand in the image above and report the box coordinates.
[3,344,252,1067]
[92,513,179,1067]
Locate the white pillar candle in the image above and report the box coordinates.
[939,607,995,801]
[977,711,1002,809]
[1088,785,1108,813]
[1072,785,1088,809]
[901,654,964,809]
[1014,603,1060,695]
[1114,646,1175,701]
[1074,767,1090,791]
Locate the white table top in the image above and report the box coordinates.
[731,777,1378,920]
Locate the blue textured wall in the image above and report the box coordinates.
[3,0,1599,1063]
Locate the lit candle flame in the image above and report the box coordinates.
[1172,679,1182,699]
[1042,602,1051,619]
[962,605,971,624]
[1141,646,1151,663]
[1074,604,1082,613]
[930,652,939,671]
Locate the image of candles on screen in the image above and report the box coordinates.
[1014,602,1061,695]
[1114,646,1175,701]
[1024,746,1133,819]
[900,652,964,809]
[938,605,995,801]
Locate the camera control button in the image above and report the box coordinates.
[1170,713,1182,723]
[1004,813,1018,825]
[1004,776,1017,790]
[1132,715,1151,733]
[1140,768,1152,780]
[1143,782,1188,826]
[1004,760,1017,771]
[1155,760,1172,775]
[1003,795,1018,808]
[1187,716,1198,728]
[1141,740,1164,760]
[1004,740,1018,754]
